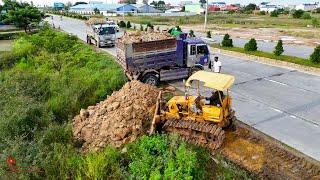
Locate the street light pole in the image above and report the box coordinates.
[204,0,208,30]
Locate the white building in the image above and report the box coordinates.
[296,3,319,11]
[211,2,226,8]
[260,4,279,12]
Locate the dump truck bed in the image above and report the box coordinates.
[116,32,184,73]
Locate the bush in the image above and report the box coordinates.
[126,21,132,28]
[274,40,284,56]
[127,135,212,179]
[189,30,195,37]
[244,38,258,51]
[147,22,154,29]
[207,31,212,38]
[140,24,143,31]
[301,12,312,19]
[270,11,279,17]
[118,20,126,28]
[221,34,233,47]
[0,27,127,178]
[259,11,266,15]
[292,10,305,18]
[310,46,320,63]
[312,18,319,28]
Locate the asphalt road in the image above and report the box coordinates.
[47,15,320,161]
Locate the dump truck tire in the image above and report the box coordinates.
[142,73,159,86]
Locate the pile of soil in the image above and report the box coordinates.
[72,81,160,152]
[118,31,173,44]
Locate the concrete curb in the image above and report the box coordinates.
[211,48,320,76]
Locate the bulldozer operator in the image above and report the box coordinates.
[206,90,224,106]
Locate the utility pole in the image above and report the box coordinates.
[204,0,208,30]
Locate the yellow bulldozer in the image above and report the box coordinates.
[150,71,236,150]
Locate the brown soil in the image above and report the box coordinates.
[220,122,320,179]
[117,31,173,44]
[72,81,160,152]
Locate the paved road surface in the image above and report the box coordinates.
[47,15,320,161]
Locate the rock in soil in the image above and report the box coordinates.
[72,80,160,153]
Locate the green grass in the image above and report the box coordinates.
[213,44,320,68]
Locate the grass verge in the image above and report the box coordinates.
[213,44,320,68]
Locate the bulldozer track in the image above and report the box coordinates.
[163,119,225,150]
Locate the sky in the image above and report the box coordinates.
[0,0,318,7]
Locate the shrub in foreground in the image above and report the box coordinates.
[221,34,233,47]
[310,46,320,63]
[244,38,258,51]
[274,40,284,56]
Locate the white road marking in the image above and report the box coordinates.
[264,78,288,86]
[270,107,283,113]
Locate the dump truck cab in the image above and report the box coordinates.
[185,38,210,68]
[86,18,118,47]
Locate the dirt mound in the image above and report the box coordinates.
[118,31,173,44]
[72,81,160,152]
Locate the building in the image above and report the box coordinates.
[69,3,162,15]
[296,3,319,11]
[260,4,279,12]
[70,4,136,15]
[185,4,204,14]
[133,4,162,13]
[54,2,65,10]
[180,1,193,7]
[210,2,226,8]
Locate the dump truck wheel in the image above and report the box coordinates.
[142,74,159,86]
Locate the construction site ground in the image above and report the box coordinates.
[72,80,320,179]
[163,87,320,179]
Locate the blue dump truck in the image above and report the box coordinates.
[116,33,210,86]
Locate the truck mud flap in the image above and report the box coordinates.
[160,68,189,81]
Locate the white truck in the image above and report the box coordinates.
[86,18,118,47]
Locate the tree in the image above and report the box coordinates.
[310,46,320,63]
[312,18,319,28]
[74,2,87,6]
[244,38,258,51]
[259,11,266,15]
[124,0,137,4]
[93,8,100,14]
[143,0,148,4]
[292,10,304,18]
[5,4,43,33]
[189,30,195,37]
[199,0,206,7]
[157,1,166,11]
[270,11,278,17]
[221,34,233,47]
[118,21,126,28]
[244,3,257,11]
[207,31,211,38]
[150,1,157,6]
[126,21,132,28]
[301,12,311,19]
[274,40,284,56]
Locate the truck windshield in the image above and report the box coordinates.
[98,27,116,35]
[197,45,209,55]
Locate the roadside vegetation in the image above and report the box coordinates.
[0,26,251,179]
[213,44,320,68]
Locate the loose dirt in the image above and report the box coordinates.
[220,122,320,179]
[117,31,173,44]
[72,81,160,152]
